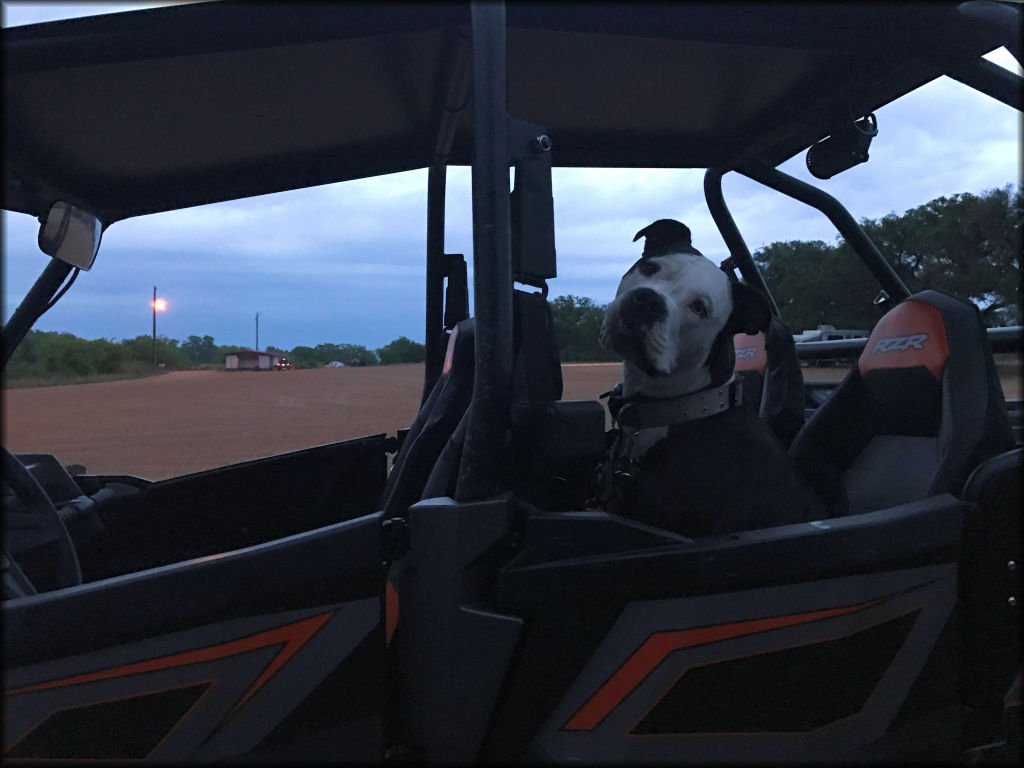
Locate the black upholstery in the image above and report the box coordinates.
[507,290,606,507]
[378,319,475,518]
[789,289,1015,517]
[959,448,1022,751]
[733,315,805,448]
[414,290,564,505]
[422,290,567,501]
[421,290,604,508]
[511,289,563,403]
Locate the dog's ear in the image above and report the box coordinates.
[728,281,771,335]
[633,219,694,258]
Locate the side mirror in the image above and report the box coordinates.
[37,202,103,271]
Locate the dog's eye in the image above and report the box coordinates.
[690,299,708,318]
[638,260,660,276]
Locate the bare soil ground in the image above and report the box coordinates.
[4,361,1020,481]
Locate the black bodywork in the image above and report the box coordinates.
[2,1,1022,762]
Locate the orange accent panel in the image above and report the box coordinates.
[858,300,949,379]
[385,581,399,646]
[562,600,874,731]
[734,331,767,374]
[5,612,333,715]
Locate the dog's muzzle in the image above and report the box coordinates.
[604,287,669,376]
[620,287,667,326]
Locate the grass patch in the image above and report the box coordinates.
[3,362,164,389]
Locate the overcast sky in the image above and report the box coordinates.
[2,2,1021,351]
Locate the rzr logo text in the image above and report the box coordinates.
[735,346,758,359]
[873,333,928,353]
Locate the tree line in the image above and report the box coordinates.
[4,186,1018,385]
[4,331,428,386]
[755,185,1020,332]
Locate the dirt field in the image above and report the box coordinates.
[2,364,621,480]
[4,361,1020,481]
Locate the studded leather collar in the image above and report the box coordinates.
[615,374,743,429]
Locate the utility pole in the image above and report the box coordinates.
[255,312,260,351]
[152,288,167,369]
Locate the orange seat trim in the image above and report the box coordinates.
[858,300,949,379]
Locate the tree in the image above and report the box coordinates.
[315,343,378,366]
[754,240,887,332]
[862,186,1021,326]
[548,295,617,362]
[181,334,217,364]
[754,185,1021,330]
[6,330,130,381]
[377,337,426,365]
[287,345,320,369]
[120,335,190,369]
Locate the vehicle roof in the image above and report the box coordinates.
[2,1,1015,225]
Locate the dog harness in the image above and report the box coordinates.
[592,374,744,514]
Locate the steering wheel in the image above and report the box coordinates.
[2,447,82,592]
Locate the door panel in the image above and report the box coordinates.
[533,566,956,762]
[4,512,387,761]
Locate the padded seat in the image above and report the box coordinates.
[421,289,605,508]
[387,288,572,510]
[789,289,1014,517]
[959,448,1021,751]
[379,319,476,519]
[733,315,805,448]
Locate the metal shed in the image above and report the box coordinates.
[224,350,280,370]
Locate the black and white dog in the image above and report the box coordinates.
[596,219,823,536]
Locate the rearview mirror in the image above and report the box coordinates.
[37,202,103,271]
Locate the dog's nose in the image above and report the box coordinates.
[628,287,666,318]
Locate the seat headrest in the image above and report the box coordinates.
[513,290,562,403]
[734,331,767,375]
[858,299,949,380]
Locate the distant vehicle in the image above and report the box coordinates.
[274,358,293,370]
[326,361,345,367]
[793,324,868,344]
[794,325,869,367]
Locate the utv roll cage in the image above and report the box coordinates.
[3,1,1022,763]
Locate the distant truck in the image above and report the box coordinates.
[794,324,868,366]
[793,324,868,344]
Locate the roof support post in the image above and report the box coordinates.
[735,160,911,303]
[703,168,780,318]
[457,0,513,502]
[422,34,472,405]
[423,162,448,404]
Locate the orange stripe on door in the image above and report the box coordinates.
[6,611,333,715]
[563,601,873,731]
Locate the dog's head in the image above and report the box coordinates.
[599,219,770,398]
